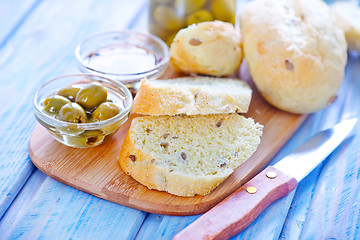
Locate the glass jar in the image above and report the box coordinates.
[148,0,236,46]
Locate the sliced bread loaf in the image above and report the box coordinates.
[119,114,263,197]
[132,77,252,116]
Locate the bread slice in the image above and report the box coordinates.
[119,114,263,197]
[132,77,252,116]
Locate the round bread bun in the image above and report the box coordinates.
[170,21,242,77]
[240,0,347,114]
[331,1,360,52]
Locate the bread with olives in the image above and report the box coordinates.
[240,0,347,113]
[170,21,242,77]
[119,114,263,196]
[132,77,252,116]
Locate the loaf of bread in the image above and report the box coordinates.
[132,77,252,116]
[240,0,347,114]
[119,114,263,196]
[170,21,242,77]
[331,1,360,52]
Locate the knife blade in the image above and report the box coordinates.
[173,118,357,240]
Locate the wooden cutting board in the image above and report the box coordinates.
[29,66,307,216]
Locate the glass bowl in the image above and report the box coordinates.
[33,74,133,148]
[75,31,170,85]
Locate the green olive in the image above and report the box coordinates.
[57,102,88,123]
[80,130,103,137]
[79,130,105,146]
[186,9,214,25]
[76,82,107,111]
[175,0,206,14]
[92,102,121,121]
[43,95,71,114]
[153,5,186,31]
[211,0,236,24]
[57,85,81,101]
[64,134,105,147]
[148,20,173,42]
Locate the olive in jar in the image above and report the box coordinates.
[174,0,206,14]
[153,5,186,31]
[211,0,236,24]
[186,9,213,25]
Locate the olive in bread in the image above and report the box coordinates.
[132,77,252,116]
[119,114,263,197]
[240,0,347,114]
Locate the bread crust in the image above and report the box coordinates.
[240,0,347,114]
[132,77,252,116]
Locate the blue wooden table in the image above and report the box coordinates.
[1,1,360,239]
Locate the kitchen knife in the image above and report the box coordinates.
[173,118,357,240]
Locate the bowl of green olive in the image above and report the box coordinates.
[33,74,133,148]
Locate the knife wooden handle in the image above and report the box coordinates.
[172,166,297,240]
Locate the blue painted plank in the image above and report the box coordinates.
[298,55,360,240]
[135,214,200,240]
[0,0,41,219]
[0,0,146,226]
[0,0,41,46]
[300,133,360,239]
[0,170,147,240]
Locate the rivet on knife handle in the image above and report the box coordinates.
[172,166,297,240]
